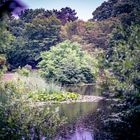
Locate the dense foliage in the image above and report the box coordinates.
[99,22,140,140]
[0,0,140,139]
[92,0,140,28]
[106,25,140,96]
[60,19,118,50]
[5,7,78,69]
[7,16,61,69]
[39,41,98,84]
[19,7,78,24]
[0,18,14,74]
[0,81,66,139]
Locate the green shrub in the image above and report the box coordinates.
[0,70,4,79]
[0,55,7,79]
[106,25,140,96]
[17,67,30,77]
[39,40,99,84]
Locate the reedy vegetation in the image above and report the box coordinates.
[0,82,67,139]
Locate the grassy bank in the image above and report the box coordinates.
[1,72,80,103]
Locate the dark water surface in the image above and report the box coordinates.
[55,100,110,140]
[53,85,108,140]
[56,102,98,140]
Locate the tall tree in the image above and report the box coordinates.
[19,8,46,23]
[18,7,78,25]
[106,25,140,95]
[24,16,61,51]
[91,0,140,26]
[0,18,14,70]
[57,7,78,24]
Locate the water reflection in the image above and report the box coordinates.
[70,126,93,140]
[59,102,98,122]
[54,101,100,140]
[55,100,110,140]
[66,85,102,96]
[56,123,94,140]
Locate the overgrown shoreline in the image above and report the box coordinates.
[29,95,104,106]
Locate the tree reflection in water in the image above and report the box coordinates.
[70,123,93,140]
[55,100,111,140]
[56,121,94,140]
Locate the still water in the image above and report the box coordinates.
[55,99,110,140]
[56,102,98,140]
[66,84,102,96]
[54,85,107,140]
[24,85,138,140]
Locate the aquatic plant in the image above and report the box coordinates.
[28,91,80,102]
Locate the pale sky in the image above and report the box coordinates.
[22,0,105,21]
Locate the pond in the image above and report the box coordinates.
[24,85,104,140]
[55,102,99,140]
[52,85,109,140]
[66,84,102,96]
[55,99,111,140]
[54,84,140,140]
[3,82,138,140]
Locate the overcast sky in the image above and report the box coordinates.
[22,0,105,20]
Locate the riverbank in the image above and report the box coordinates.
[2,72,104,105]
[30,95,104,106]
